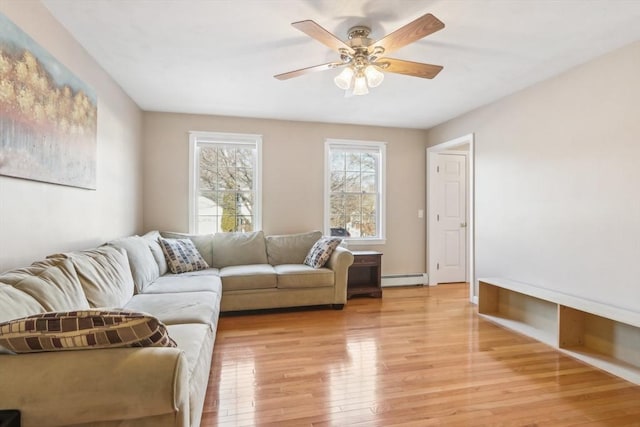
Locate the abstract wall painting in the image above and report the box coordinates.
[0,12,97,190]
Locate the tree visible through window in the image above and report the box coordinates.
[190,132,261,234]
[326,140,386,241]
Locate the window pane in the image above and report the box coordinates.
[330,151,345,171]
[200,146,218,166]
[361,173,376,193]
[330,194,345,217]
[330,216,350,237]
[361,194,377,216]
[217,167,234,190]
[361,153,377,172]
[361,215,377,237]
[330,171,345,192]
[219,192,238,232]
[236,192,254,218]
[345,194,361,215]
[346,152,361,172]
[236,148,254,168]
[199,148,218,190]
[345,171,360,193]
[198,215,217,234]
[348,217,361,237]
[235,168,253,191]
[236,216,253,232]
[217,147,235,167]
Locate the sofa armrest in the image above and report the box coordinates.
[325,246,354,304]
[0,347,190,427]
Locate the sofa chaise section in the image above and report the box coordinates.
[0,239,220,427]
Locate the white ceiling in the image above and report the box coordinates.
[43,0,640,130]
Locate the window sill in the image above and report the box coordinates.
[342,238,386,246]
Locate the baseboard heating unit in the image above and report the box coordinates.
[381,273,429,287]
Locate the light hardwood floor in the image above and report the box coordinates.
[202,284,640,426]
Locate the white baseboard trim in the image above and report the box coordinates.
[381,273,428,288]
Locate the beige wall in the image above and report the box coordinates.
[426,41,640,310]
[143,113,428,275]
[0,1,144,271]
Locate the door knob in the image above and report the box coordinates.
[460,222,467,228]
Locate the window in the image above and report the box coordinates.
[189,131,262,234]
[325,139,386,244]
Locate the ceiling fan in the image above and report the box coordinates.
[274,13,445,96]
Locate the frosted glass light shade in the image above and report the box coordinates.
[334,67,354,90]
[353,74,369,95]
[364,65,384,87]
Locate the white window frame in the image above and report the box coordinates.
[188,131,262,234]
[324,138,387,245]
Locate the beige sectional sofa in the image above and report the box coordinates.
[0,230,353,427]
[160,230,354,312]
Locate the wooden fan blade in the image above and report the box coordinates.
[274,62,344,80]
[373,13,444,54]
[376,58,443,79]
[292,20,353,53]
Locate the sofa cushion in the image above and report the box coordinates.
[160,231,214,267]
[48,246,135,308]
[166,323,215,427]
[0,284,46,323]
[0,258,89,312]
[274,264,334,289]
[211,231,268,268]
[124,291,220,326]
[304,237,343,268]
[143,270,221,294]
[166,323,214,379]
[219,264,277,291]
[142,230,168,275]
[159,238,209,274]
[108,235,160,293]
[265,231,323,265]
[0,310,176,353]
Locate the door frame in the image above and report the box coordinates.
[426,133,476,303]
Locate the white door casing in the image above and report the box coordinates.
[426,133,475,302]
[435,154,467,283]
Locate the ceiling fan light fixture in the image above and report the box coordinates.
[334,67,354,90]
[353,72,369,95]
[277,14,445,95]
[364,65,384,88]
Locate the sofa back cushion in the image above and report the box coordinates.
[160,231,214,267]
[265,231,323,265]
[0,258,89,312]
[142,230,168,275]
[49,246,135,308]
[211,231,268,268]
[107,236,159,293]
[0,284,46,323]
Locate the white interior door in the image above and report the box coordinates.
[435,153,467,283]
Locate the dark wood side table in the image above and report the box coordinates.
[347,251,382,299]
[0,410,20,427]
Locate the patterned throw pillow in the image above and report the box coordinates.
[0,310,176,354]
[304,237,342,269]
[159,238,209,274]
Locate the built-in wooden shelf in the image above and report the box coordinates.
[478,277,640,385]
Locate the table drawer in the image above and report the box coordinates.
[352,254,380,265]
